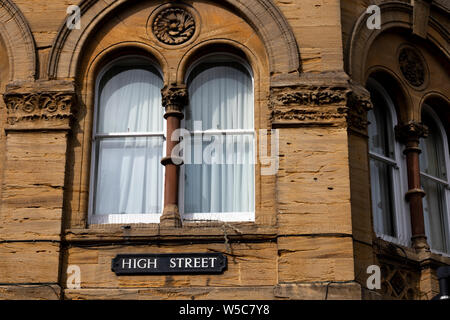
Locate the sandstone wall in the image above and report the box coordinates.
[0,0,448,300]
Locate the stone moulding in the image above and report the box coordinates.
[3,81,77,130]
[0,0,37,81]
[274,88,347,106]
[346,2,449,84]
[270,84,372,132]
[4,92,75,126]
[47,0,300,79]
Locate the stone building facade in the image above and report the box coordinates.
[0,0,448,300]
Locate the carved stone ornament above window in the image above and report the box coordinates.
[152,7,196,45]
[398,46,427,88]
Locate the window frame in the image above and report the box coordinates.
[88,55,166,225]
[420,104,450,255]
[367,78,411,246]
[178,53,256,222]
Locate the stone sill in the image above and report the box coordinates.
[64,223,277,243]
[374,237,450,267]
[64,282,363,300]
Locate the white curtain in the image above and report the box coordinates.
[94,62,164,218]
[368,91,397,237]
[420,114,449,253]
[183,60,254,216]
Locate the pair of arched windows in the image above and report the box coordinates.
[368,78,450,255]
[89,55,255,224]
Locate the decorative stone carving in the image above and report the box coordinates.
[153,7,195,45]
[379,260,420,300]
[4,92,75,125]
[274,88,348,106]
[346,86,373,133]
[271,85,374,131]
[395,121,428,143]
[161,85,188,119]
[398,47,427,88]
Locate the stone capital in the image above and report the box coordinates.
[395,121,428,144]
[161,85,188,119]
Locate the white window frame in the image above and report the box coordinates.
[179,53,256,222]
[420,104,450,256]
[88,56,166,225]
[367,78,411,246]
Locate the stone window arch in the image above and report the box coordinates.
[60,1,279,228]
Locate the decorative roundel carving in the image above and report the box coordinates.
[398,47,426,88]
[152,7,196,45]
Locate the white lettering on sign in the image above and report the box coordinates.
[122,258,158,269]
[169,257,218,269]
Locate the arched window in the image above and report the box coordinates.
[420,105,450,254]
[367,78,409,244]
[89,57,165,224]
[180,54,255,221]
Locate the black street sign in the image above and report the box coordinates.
[111,253,227,275]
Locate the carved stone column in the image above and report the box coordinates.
[395,121,429,251]
[160,85,188,227]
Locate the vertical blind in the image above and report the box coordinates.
[183,58,255,219]
[91,58,164,223]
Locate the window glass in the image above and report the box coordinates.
[91,58,164,223]
[367,80,399,238]
[420,114,447,179]
[182,56,254,219]
[368,89,395,159]
[420,109,450,253]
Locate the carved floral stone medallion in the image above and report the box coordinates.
[398,47,427,88]
[152,7,195,45]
